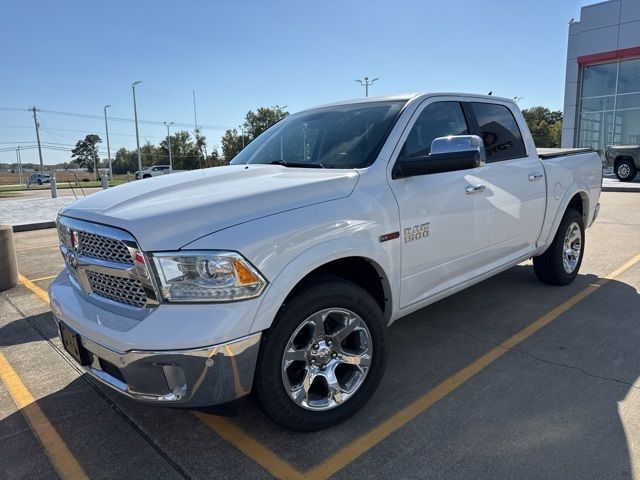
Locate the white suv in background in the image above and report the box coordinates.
[135,165,172,179]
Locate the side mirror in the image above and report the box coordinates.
[393,135,486,179]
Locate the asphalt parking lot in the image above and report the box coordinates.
[1,190,640,480]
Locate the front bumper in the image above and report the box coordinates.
[53,315,261,407]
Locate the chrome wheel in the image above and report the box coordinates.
[281,308,372,411]
[618,163,631,179]
[562,221,582,274]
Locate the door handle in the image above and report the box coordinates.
[528,172,544,181]
[465,184,486,194]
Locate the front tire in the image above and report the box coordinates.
[533,208,584,285]
[615,159,637,182]
[254,274,387,431]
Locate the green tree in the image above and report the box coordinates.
[221,128,245,161]
[521,107,563,148]
[71,134,102,177]
[221,106,290,161]
[159,130,200,170]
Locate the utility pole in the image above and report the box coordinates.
[15,147,23,186]
[355,77,379,97]
[31,106,44,171]
[103,105,112,180]
[192,90,198,131]
[132,81,143,179]
[164,122,174,171]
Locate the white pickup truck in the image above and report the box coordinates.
[50,93,602,431]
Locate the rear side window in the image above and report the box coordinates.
[469,102,527,162]
[399,101,469,158]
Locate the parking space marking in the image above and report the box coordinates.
[305,251,640,479]
[194,413,305,480]
[18,273,50,304]
[21,274,58,283]
[15,252,640,480]
[15,242,59,252]
[0,352,88,480]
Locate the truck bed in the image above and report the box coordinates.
[537,148,593,160]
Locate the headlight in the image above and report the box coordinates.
[152,251,267,302]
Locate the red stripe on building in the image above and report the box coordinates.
[578,46,640,65]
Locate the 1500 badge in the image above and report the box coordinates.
[404,223,430,243]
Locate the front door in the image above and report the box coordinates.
[388,99,491,310]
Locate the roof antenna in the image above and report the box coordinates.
[488,91,493,95]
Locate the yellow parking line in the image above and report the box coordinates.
[0,352,88,479]
[194,413,304,480]
[21,274,58,284]
[18,253,640,479]
[15,243,59,252]
[18,273,50,304]
[306,252,640,479]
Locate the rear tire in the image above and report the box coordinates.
[615,159,637,182]
[533,208,584,285]
[254,274,387,431]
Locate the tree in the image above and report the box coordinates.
[71,134,102,177]
[221,128,245,161]
[521,107,563,148]
[244,105,289,138]
[221,106,290,161]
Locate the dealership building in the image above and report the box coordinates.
[562,0,640,156]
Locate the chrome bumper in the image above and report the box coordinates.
[54,316,261,407]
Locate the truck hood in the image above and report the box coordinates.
[60,164,359,251]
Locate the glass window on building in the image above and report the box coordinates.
[577,57,640,158]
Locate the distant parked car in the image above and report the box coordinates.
[27,173,51,187]
[135,165,177,179]
[604,145,640,182]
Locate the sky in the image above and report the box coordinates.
[0,0,597,166]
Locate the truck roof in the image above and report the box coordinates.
[305,92,517,111]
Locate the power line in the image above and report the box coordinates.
[0,106,229,130]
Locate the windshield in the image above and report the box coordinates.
[230,101,406,169]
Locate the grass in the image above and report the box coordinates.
[0,177,131,192]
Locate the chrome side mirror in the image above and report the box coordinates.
[393,134,486,179]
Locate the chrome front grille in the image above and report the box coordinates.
[78,231,134,265]
[85,271,147,308]
[57,216,159,311]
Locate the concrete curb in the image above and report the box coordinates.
[12,221,57,232]
[602,186,640,193]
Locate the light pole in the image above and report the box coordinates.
[239,124,245,148]
[103,105,112,180]
[132,81,143,179]
[355,76,379,97]
[164,121,174,171]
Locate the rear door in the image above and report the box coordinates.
[466,101,546,267]
[388,98,491,309]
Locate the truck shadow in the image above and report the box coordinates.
[1,264,639,478]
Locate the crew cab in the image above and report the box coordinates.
[50,93,602,431]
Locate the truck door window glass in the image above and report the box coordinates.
[399,101,468,158]
[470,102,527,162]
[230,101,406,169]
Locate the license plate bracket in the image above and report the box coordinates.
[59,323,92,366]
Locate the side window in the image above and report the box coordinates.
[399,101,469,158]
[469,102,527,162]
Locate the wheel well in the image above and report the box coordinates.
[567,192,587,224]
[614,155,634,166]
[286,257,389,316]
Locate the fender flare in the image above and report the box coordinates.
[540,183,590,253]
[249,237,397,335]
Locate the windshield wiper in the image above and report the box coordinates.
[267,159,324,168]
